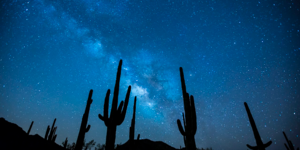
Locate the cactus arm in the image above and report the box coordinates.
[86,125,91,132]
[177,119,186,136]
[263,141,272,148]
[117,101,124,115]
[111,60,122,119]
[244,102,263,144]
[99,90,110,126]
[48,118,57,141]
[244,102,272,149]
[51,127,57,140]
[45,125,50,139]
[116,86,131,125]
[246,144,258,150]
[137,134,140,140]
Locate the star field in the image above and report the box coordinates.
[0,0,299,150]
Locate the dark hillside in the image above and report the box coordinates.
[115,139,178,150]
[0,118,65,150]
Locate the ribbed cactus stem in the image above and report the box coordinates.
[98,60,131,150]
[177,67,197,150]
[27,121,34,135]
[244,102,272,150]
[75,90,93,150]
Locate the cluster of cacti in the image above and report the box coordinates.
[75,90,93,150]
[244,102,272,150]
[45,118,57,142]
[27,121,34,135]
[98,59,132,150]
[283,131,299,150]
[23,59,297,150]
[177,67,197,150]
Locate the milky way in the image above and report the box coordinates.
[0,0,299,150]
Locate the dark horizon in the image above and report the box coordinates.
[0,0,299,150]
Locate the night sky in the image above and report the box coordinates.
[0,0,300,150]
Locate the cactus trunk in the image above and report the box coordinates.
[106,125,117,150]
[75,90,93,150]
[98,59,131,150]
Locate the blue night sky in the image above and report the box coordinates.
[0,0,299,150]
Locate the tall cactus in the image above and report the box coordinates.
[130,96,137,141]
[45,118,57,142]
[283,131,299,150]
[98,59,131,150]
[129,97,139,150]
[27,121,34,135]
[244,102,272,150]
[177,67,197,150]
[75,90,93,150]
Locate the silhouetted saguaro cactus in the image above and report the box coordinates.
[45,118,57,142]
[130,96,137,142]
[244,102,272,150]
[75,90,93,150]
[63,137,68,148]
[177,67,197,150]
[130,97,139,150]
[283,131,299,150]
[27,121,34,135]
[98,59,131,150]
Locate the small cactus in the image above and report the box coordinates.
[75,90,93,150]
[129,97,137,142]
[129,97,139,150]
[244,102,272,150]
[283,131,299,150]
[27,121,34,135]
[63,137,68,148]
[45,118,57,142]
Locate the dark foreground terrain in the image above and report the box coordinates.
[0,118,65,150]
[0,117,179,150]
